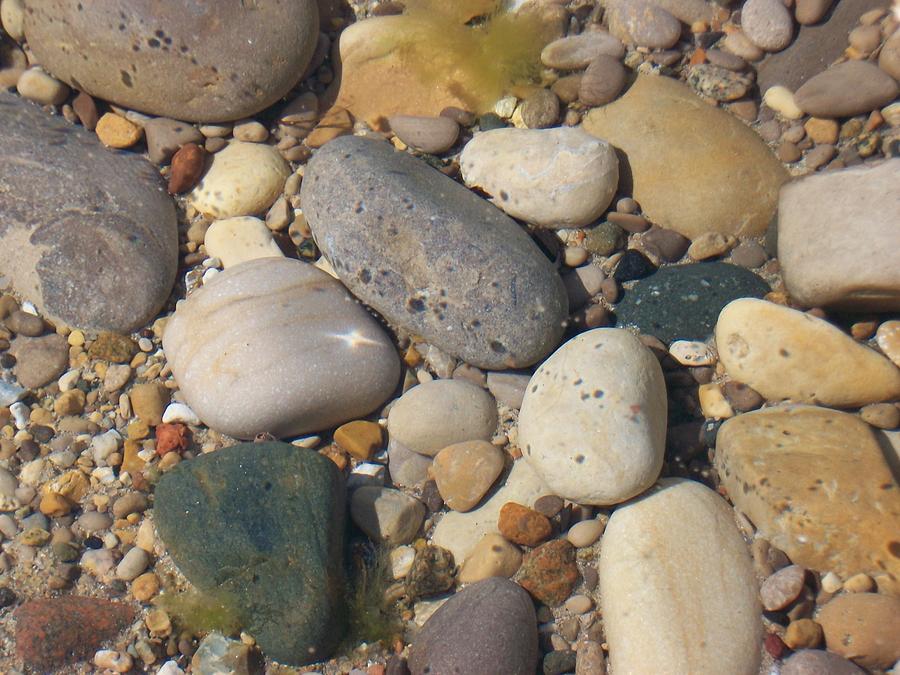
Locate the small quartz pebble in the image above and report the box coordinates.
[95,113,143,149]
[389,115,459,154]
[161,403,201,426]
[204,216,285,268]
[669,340,715,366]
[564,594,593,614]
[390,545,416,579]
[741,0,794,52]
[566,518,605,548]
[760,564,806,611]
[16,67,69,106]
[876,320,900,367]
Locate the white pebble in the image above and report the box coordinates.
[57,369,81,392]
[91,466,117,484]
[9,401,29,429]
[567,518,607,548]
[156,662,185,675]
[138,337,153,352]
[91,430,122,463]
[47,450,76,468]
[0,380,26,407]
[16,67,70,106]
[116,546,150,581]
[347,462,386,490]
[290,435,321,449]
[821,571,843,593]
[494,96,518,118]
[20,301,38,315]
[564,594,594,614]
[668,340,716,366]
[201,267,221,284]
[390,545,416,579]
[162,402,201,425]
[763,85,804,119]
[94,649,134,673]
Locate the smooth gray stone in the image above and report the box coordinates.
[0,93,177,332]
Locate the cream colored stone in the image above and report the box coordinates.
[16,68,69,106]
[458,532,523,583]
[877,320,900,367]
[715,406,900,579]
[716,299,900,407]
[204,217,284,269]
[460,127,618,228]
[583,75,788,239]
[600,479,762,675]
[187,141,290,219]
[699,383,734,419]
[1,0,25,42]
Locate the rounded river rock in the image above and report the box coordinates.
[301,135,568,370]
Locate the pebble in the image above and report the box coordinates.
[784,619,824,649]
[460,126,618,229]
[817,593,900,669]
[706,48,747,71]
[485,371,530,409]
[722,31,765,61]
[161,403,201,426]
[163,258,399,439]
[716,406,900,579]
[779,159,900,311]
[0,39,26,89]
[102,364,131,393]
[115,546,150,581]
[143,117,205,165]
[333,420,382,460]
[167,143,205,194]
[386,380,497,457]
[232,119,268,143]
[95,113,143,149]
[408,578,538,675]
[497,502,551,547]
[551,74,584,103]
[112,492,148,519]
[350,487,426,545]
[517,539,579,606]
[575,641,606,675]
[566,518,605,548]
[458,533,523,583]
[876,320,900,366]
[9,334,69,389]
[188,141,290,219]
[760,564,806,611]
[600,479,761,674]
[763,85,805,119]
[6,310,45,337]
[687,65,753,101]
[389,115,460,153]
[431,440,504,512]
[130,383,169,427]
[16,67,69,106]
[668,340,715,366]
[842,572,875,593]
[614,250,657,282]
[716,299,900,407]
[0,92,178,333]
[729,241,768,269]
[520,89,559,129]
[781,649,865,675]
[607,0,682,49]
[541,30,625,69]
[880,29,900,80]
[519,329,666,505]
[204,216,284,268]
[24,0,319,122]
[859,402,900,429]
[579,55,627,106]
[302,135,567,369]
[795,0,834,24]
[192,633,258,675]
[741,0,795,52]
[387,440,433,489]
[583,75,787,239]
[794,60,899,118]
[688,232,736,260]
[0,0,24,41]
[94,649,133,673]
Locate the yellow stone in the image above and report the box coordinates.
[95,112,143,149]
[39,491,73,517]
[127,420,150,440]
[28,407,54,426]
[121,439,146,476]
[53,389,85,416]
[45,470,90,502]
[333,420,383,460]
[131,572,160,602]
[146,608,172,637]
[459,533,523,583]
[803,117,839,144]
[698,383,734,419]
[306,107,354,149]
[67,329,85,347]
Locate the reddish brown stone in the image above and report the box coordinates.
[764,633,788,660]
[498,502,552,547]
[517,539,578,606]
[15,596,135,670]
[72,91,99,131]
[167,143,205,194]
[155,423,190,456]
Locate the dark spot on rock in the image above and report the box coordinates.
[580,392,590,400]
[593,390,604,398]
[888,541,900,558]
[489,340,507,354]
[499,190,509,201]
[531,385,538,393]
[120,70,133,88]
[359,269,371,284]
[575,455,585,464]
[406,297,426,313]
[118,23,125,31]
[155,29,165,38]
[148,38,160,48]
[779,348,790,357]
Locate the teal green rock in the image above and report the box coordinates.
[614,263,769,343]
[154,442,347,665]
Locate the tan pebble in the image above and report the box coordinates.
[688,232,736,260]
[784,618,823,649]
[820,571,843,593]
[566,518,606,548]
[850,320,878,341]
[804,117,839,144]
[668,340,716,366]
[95,113,143,149]
[131,571,160,601]
[763,86,804,119]
[54,389,86,416]
[333,420,382,460]
[565,594,593,614]
[232,119,269,143]
[433,441,504,512]
[876,320,900,366]
[817,593,900,669]
[158,451,181,471]
[306,107,353,148]
[458,533,523,583]
[93,649,133,673]
[129,383,170,426]
[39,491,73,517]
[843,572,875,593]
[859,403,900,429]
[204,216,284,268]
[16,67,70,106]
[135,518,156,552]
[67,330,85,347]
[698,383,734,420]
[145,608,172,637]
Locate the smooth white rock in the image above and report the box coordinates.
[518,328,667,505]
[162,403,201,426]
[600,478,762,675]
[203,216,284,269]
[460,127,618,228]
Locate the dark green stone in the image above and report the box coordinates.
[154,442,347,665]
[614,262,769,343]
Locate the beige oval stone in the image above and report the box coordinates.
[817,593,900,669]
[458,532,523,583]
[204,216,284,269]
[187,141,290,219]
[715,406,900,579]
[599,478,762,675]
[432,440,504,512]
[388,114,459,154]
[582,74,788,239]
[716,299,900,407]
[16,67,69,106]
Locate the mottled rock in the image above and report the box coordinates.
[741,0,794,52]
[716,406,900,579]
[163,258,400,439]
[817,593,900,669]
[517,539,579,606]
[497,502,551,547]
[302,135,567,369]
[519,329,666,505]
[23,0,320,122]
[154,442,346,665]
[615,263,769,343]
[779,160,900,311]
[460,126,618,228]
[143,117,204,165]
[794,61,899,118]
[583,75,788,239]
[716,299,900,407]
[600,479,761,675]
[607,0,682,49]
[9,334,68,389]
[0,92,177,332]
[408,578,538,675]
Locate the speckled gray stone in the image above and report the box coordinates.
[0,93,177,333]
[301,136,568,369]
[22,0,319,122]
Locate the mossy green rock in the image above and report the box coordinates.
[154,442,347,665]
[614,263,769,343]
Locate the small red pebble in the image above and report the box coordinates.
[764,633,788,659]
[167,143,205,194]
[155,423,190,456]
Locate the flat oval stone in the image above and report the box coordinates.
[518,329,667,505]
[607,0,682,49]
[716,299,900,407]
[741,0,794,52]
[460,126,618,229]
[794,60,899,118]
[782,650,865,675]
[0,93,177,333]
[408,577,538,675]
[22,0,319,122]
[162,257,400,439]
[301,135,568,369]
[817,593,900,669]
[615,263,770,343]
[541,30,625,69]
[599,479,762,675]
[388,115,459,154]
[583,75,788,240]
